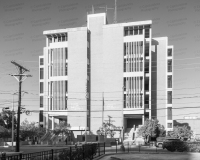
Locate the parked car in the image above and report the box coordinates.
[156,137,167,147]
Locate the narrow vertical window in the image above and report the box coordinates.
[139,26,143,35]
[168,60,172,72]
[134,26,138,35]
[167,91,172,104]
[124,27,128,36]
[167,107,172,120]
[39,111,43,122]
[40,68,44,79]
[40,82,44,93]
[40,58,44,65]
[65,81,68,93]
[168,75,172,88]
[40,96,43,108]
[129,26,133,35]
[168,48,172,56]
[65,63,68,75]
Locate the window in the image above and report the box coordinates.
[40,82,44,93]
[39,111,43,122]
[65,97,68,109]
[168,60,172,72]
[168,48,172,56]
[124,43,126,56]
[167,107,172,120]
[144,25,150,38]
[129,27,133,35]
[168,75,172,88]
[40,58,44,65]
[167,91,172,104]
[124,27,128,36]
[65,63,68,75]
[65,81,68,93]
[139,26,143,35]
[40,68,44,79]
[167,123,172,128]
[40,96,43,108]
[145,42,149,56]
[134,26,138,35]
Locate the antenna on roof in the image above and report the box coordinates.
[114,0,117,23]
[92,5,94,14]
[99,0,117,24]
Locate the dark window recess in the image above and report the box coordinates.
[40,68,44,79]
[65,48,68,59]
[124,43,126,56]
[145,83,149,91]
[134,26,138,35]
[124,94,126,108]
[65,81,68,93]
[40,82,44,93]
[167,123,172,128]
[40,58,44,65]
[145,42,149,56]
[168,60,172,72]
[40,96,43,108]
[168,48,172,56]
[39,111,43,122]
[65,97,68,109]
[168,75,172,88]
[145,29,150,38]
[65,63,68,75]
[167,91,172,104]
[139,26,143,35]
[50,98,53,110]
[124,27,128,36]
[129,27,133,35]
[124,59,126,72]
[167,107,172,120]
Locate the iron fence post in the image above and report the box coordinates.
[104,142,105,154]
[98,143,100,156]
[128,142,129,153]
[70,146,72,160]
[51,149,54,160]
[19,153,22,159]
[1,152,6,160]
[82,145,85,160]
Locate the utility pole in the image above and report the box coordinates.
[102,92,104,126]
[10,61,31,152]
[85,80,87,143]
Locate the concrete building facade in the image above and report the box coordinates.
[39,13,174,138]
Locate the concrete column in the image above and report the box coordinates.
[142,115,145,125]
[52,116,55,130]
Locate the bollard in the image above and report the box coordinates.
[51,149,54,160]
[1,152,6,160]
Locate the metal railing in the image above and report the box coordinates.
[0,143,105,160]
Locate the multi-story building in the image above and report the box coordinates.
[39,13,174,139]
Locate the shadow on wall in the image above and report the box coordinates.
[173,120,191,130]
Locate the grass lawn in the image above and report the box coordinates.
[102,153,200,160]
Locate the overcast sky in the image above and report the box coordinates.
[0,0,200,124]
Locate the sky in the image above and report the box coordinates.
[0,0,200,124]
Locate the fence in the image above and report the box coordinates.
[104,141,200,154]
[0,143,105,160]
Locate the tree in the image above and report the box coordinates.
[20,119,46,141]
[137,119,165,143]
[53,121,71,141]
[0,126,11,141]
[0,110,17,130]
[96,122,118,138]
[168,125,193,140]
